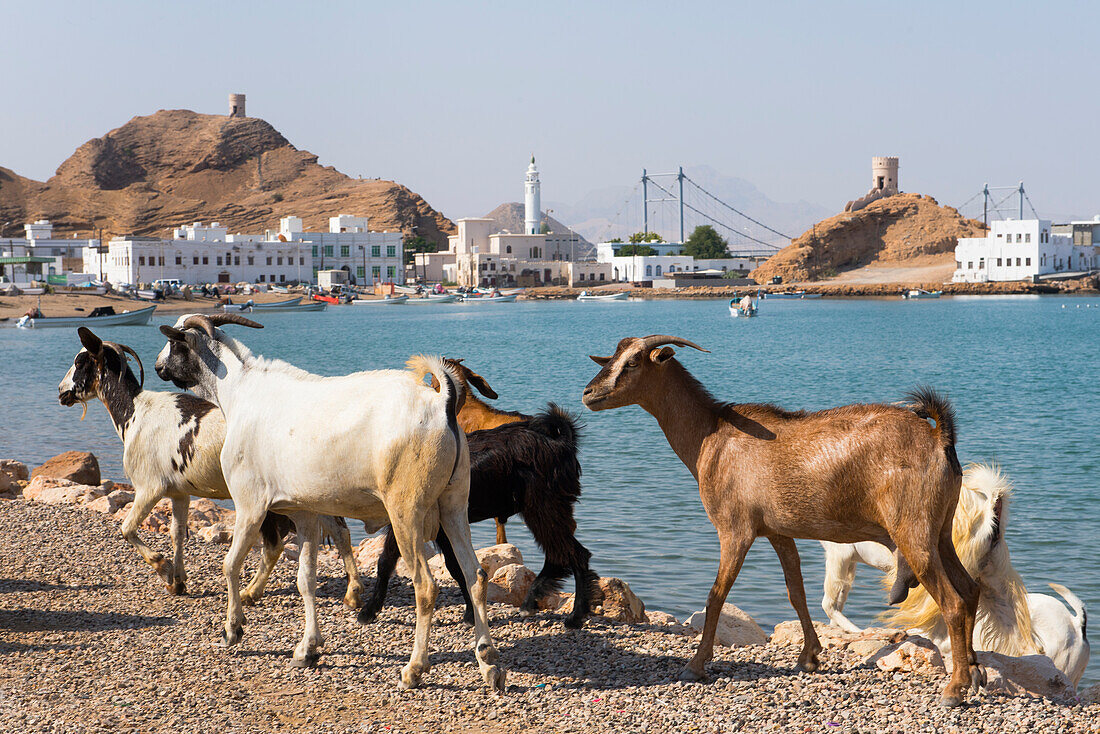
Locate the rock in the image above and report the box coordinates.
[355,535,387,573]
[687,603,766,646]
[847,638,890,658]
[139,499,173,534]
[187,498,230,530]
[977,651,1075,701]
[595,577,647,624]
[646,610,694,635]
[0,460,29,494]
[476,544,524,578]
[771,621,905,651]
[869,636,945,675]
[1079,683,1100,705]
[487,564,535,607]
[32,451,101,486]
[538,591,572,612]
[86,495,119,514]
[197,522,233,544]
[22,476,99,505]
[107,488,135,507]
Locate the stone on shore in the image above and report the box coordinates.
[869,636,945,675]
[0,459,30,495]
[22,476,101,506]
[487,563,535,606]
[197,522,233,544]
[771,620,904,656]
[977,651,1075,701]
[32,451,101,486]
[476,543,524,578]
[595,577,646,624]
[687,603,767,647]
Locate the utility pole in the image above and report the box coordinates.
[1018,182,1025,220]
[678,166,685,245]
[983,184,989,228]
[642,169,648,236]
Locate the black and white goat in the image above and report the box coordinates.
[154,313,504,690]
[361,403,600,628]
[58,327,363,605]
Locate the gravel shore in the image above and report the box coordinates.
[1,499,1095,733]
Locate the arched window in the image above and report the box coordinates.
[655,265,663,276]
[645,265,652,277]
[506,245,512,254]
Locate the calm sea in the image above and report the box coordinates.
[2,296,1097,685]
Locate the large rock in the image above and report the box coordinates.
[22,476,100,505]
[869,636,945,675]
[187,498,232,530]
[356,535,387,573]
[977,651,1075,701]
[197,522,233,544]
[32,451,101,486]
[1079,683,1100,705]
[687,603,766,647]
[595,577,646,624]
[476,544,524,578]
[487,564,536,607]
[771,620,904,655]
[0,460,29,495]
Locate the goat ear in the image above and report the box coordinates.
[159,325,187,342]
[467,372,499,400]
[78,327,103,355]
[650,346,676,363]
[589,355,612,366]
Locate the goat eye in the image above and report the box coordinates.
[627,359,638,368]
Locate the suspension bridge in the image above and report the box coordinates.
[954,182,1039,226]
[599,167,794,256]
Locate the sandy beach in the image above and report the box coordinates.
[1,497,1095,733]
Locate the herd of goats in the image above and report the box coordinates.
[54,313,1088,708]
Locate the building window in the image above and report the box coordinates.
[1026,257,1031,266]
[645,265,652,276]
[299,257,305,265]
[1025,233,1031,243]
[138,256,145,266]
[372,266,381,280]
[996,258,1002,266]
[967,262,973,269]
[277,257,283,266]
[956,261,961,269]
[599,273,605,281]
[1016,234,1022,243]
[1016,258,1021,266]
[339,246,349,257]
[356,266,365,279]
[259,274,265,282]
[312,245,318,257]
[193,255,199,265]
[371,246,380,257]
[175,256,182,265]
[386,266,395,279]
[506,245,512,254]
[280,274,286,282]
[216,256,223,266]
[324,245,334,257]
[655,265,663,276]
[266,256,272,266]
[248,256,254,265]
[386,246,396,257]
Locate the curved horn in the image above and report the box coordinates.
[639,334,710,353]
[181,314,215,338]
[115,343,145,387]
[207,313,264,330]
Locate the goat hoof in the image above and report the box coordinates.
[290,651,320,668]
[220,624,244,647]
[939,695,963,709]
[563,614,586,629]
[970,664,987,692]
[166,579,186,596]
[398,664,423,690]
[462,609,475,627]
[677,666,706,683]
[357,606,380,625]
[797,653,821,673]
[343,592,363,610]
[240,591,258,607]
[482,665,506,692]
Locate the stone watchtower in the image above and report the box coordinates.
[871,156,899,194]
[845,156,900,212]
[229,93,246,118]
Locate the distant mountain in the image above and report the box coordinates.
[0,109,454,246]
[545,165,831,248]
[482,202,595,258]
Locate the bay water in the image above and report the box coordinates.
[2,295,1097,685]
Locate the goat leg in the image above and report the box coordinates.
[888,550,920,606]
[434,530,475,625]
[359,528,400,624]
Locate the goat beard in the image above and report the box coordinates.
[79,398,89,421]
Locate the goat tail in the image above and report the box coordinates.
[1049,583,1088,641]
[407,354,465,476]
[904,385,961,475]
[529,402,582,448]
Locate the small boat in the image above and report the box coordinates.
[405,294,459,304]
[311,293,341,305]
[249,297,303,310]
[353,295,409,305]
[729,298,758,318]
[236,301,327,313]
[461,293,517,303]
[902,289,943,299]
[18,287,46,295]
[16,305,157,329]
[270,285,290,294]
[763,291,821,300]
[577,291,628,302]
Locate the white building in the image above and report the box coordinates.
[277,215,404,285]
[1,220,99,283]
[595,240,766,283]
[952,218,1100,283]
[525,157,541,234]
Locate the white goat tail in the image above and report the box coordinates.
[406,355,464,407]
[1048,583,1088,638]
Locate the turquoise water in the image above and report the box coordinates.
[2,296,1097,685]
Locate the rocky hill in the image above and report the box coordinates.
[751,193,986,283]
[482,202,595,258]
[0,110,454,246]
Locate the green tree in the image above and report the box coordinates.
[607,237,623,243]
[628,231,664,243]
[683,225,730,259]
[403,235,436,265]
[617,244,658,256]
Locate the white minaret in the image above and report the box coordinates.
[524,155,541,235]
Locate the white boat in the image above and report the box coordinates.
[763,291,821,300]
[16,305,157,329]
[902,289,943,299]
[237,301,326,313]
[18,287,46,295]
[729,298,758,317]
[405,294,459,304]
[577,291,628,302]
[353,295,409,305]
[270,285,290,294]
[227,297,303,310]
[461,293,517,303]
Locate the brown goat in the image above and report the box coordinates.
[443,358,530,544]
[581,335,982,707]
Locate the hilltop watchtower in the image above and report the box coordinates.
[229,93,246,118]
[871,156,899,194]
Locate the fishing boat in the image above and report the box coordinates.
[236,301,326,313]
[763,291,821,300]
[270,285,290,294]
[902,289,943,299]
[311,293,341,305]
[352,295,409,305]
[729,298,758,317]
[225,297,303,310]
[576,291,628,302]
[461,293,517,303]
[405,294,459,304]
[15,305,157,329]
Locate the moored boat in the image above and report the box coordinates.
[405,294,459,304]
[352,295,409,305]
[577,291,628,302]
[233,301,326,313]
[15,305,157,329]
[311,293,341,305]
[461,293,517,302]
[902,289,943,299]
[763,291,821,300]
[729,298,758,317]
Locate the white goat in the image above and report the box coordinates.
[822,463,1090,687]
[154,313,504,690]
[58,326,363,605]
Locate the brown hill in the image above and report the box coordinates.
[751,193,986,283]
[0,110,454,246]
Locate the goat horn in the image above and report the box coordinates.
[207,313,264,330]
[181,314,215,338]
[639,334,710,353]
[114,343,145,387]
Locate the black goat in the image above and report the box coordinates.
[359,403,600,628]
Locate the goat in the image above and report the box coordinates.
[868,464,1088,687]
[582,334,981,707]
[443,358,529,544]
[154,313,504,690]
[360,403,600,628]
[58,327,363,606]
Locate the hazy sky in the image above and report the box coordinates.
[5,1,1099,223]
